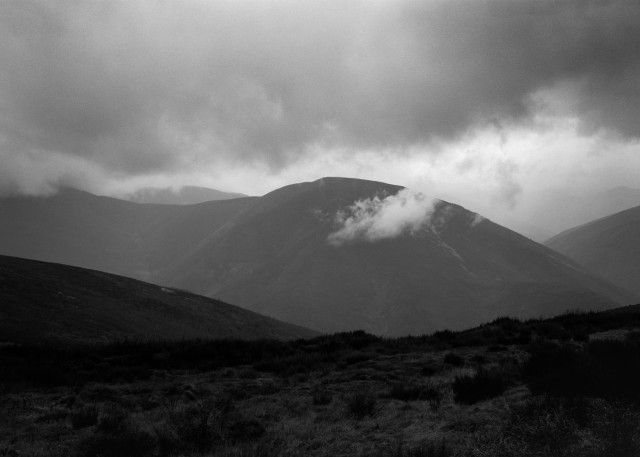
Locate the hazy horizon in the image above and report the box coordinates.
[2,0,640,239]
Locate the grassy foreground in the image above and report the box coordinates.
[2,307,640,457]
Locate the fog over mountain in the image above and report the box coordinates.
[159,178,634,334]
[0,0,639,335]
[1,178,634,335]
[1,1,640,239]
[125,186,247,205]
[517,186,640,240]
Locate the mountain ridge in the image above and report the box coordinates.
[159,178,634,335]
[125,185,247,205]
[0,254,317,344]
[1,177,635,336]
[545,204,640,296]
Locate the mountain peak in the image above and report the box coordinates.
[126,185,247,205]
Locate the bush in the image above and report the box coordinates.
[164,402,221,454]
[385,383,441,403]
[97,404,130,433]
[594,406,640,457]
[312,387,332,406]
[225,416,266,444]
[497,397,582,457]
[471,354,486,364]
[443,353,464,367]
[390,440,452,457]
[76,407,154,457]
[347,392,377,419]
[76,426,155,457]
[421,365,438,377]
[524,340,640,403]
[473,396,640,457]
[452,368,509,404]
[69,404,99,429]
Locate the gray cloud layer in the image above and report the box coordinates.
[1,0,639,191]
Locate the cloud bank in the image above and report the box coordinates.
[328,189,436,245]
[1,0,640,195]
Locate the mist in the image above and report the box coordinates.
[328,189,436,245]
[1,0,639,238]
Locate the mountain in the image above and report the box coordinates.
[0,187,257,281]
[125,186,247,205]
[0,255,316,344]
[515,186,640,239]
[1,179,634,336]
[546,205,640,296]
[157,177,634,335]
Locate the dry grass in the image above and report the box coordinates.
[4,310,640,456]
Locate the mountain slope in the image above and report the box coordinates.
[0,188,257,281]
[160,177,634,335]
[126,186,247,205]
[546,205,640,296]
[508,186,640,240]
[0,255,316,344]
[1,179,634,336]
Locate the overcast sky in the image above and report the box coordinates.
[1,0,639,235]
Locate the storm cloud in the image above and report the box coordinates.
[1,0,640,195]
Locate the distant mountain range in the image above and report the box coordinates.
[0,255,315,344]
[546,204,640,297]
[1,178,635,336]
[157,178,634,334]
[125,185,247,205]
[515,186,640,240]
[0,187,257,280]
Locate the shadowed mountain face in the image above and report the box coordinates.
[125,186,247,205]
[546,205,640,297]
[159,178,634,335]
[0,188,257,281]
[1,178,634,336]
[0,255,316,344]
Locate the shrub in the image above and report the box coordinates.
[421,365,438,377]
[347,392,377,419]
[524,340,640,403]
[97,404,130,433]
[443,353,464,367]
[391,440,452,457]
[225,416,266,443]
[164,402,221,454]
[69,404,99,429]
[471,354,486,364]
[253,352,330,377]
[452,368,509,404]
[594,406,640,457]
[501,397,582,457]
[76,406,154,457]
[385,383,441,403]
[342,351,372,365]
[312,387,332,406]
[76,425,155,457]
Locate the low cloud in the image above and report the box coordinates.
[328,189,436,245]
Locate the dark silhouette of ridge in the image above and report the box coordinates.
[0,255,316,344]
[546,204,640,296]
[125,185,247,205]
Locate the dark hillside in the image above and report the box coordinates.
[0,255,316,344]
